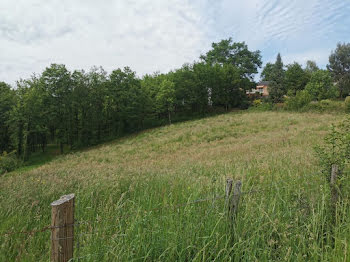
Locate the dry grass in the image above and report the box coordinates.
[0,111,348,261]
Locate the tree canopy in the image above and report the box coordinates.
[2,39,349,160]
[0,38,262,157]
[200,37,262,79]
[267,53,286,103]
[285,62,309,95]
[327,42,350,98]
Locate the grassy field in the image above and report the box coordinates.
[1,111,349,261]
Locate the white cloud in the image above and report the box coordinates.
[0,0,349,85]
[282,49,330,68]
[0,0,208,85]
[213,0,350,68]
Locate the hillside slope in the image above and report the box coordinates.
[0,111,348,261]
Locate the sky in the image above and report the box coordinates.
[1,0,350,85]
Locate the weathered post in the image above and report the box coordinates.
[226,179,242,221]
[51,194,75,262]
[225,178,233,208]
[231,180,242,217]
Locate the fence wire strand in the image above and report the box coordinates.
[0,181,328,237]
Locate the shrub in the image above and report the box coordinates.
[305,70,339,101]
[0,151,21,175]
[285,90,312,111]
[345,96,350,113]
[315,117,350,179]
[305,100,345,113]
[248,102,273,112]
[274,103,285,110]
[252,99,262,107]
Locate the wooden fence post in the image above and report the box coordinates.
[51,194,75,262]
[226,179,242,221]
[231,181,242,217]
[225,178,233,209]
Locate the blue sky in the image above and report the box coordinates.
[1,0,349,85]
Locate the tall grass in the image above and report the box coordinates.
[1,111,349,261]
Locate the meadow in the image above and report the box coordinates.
[1,111,349,261]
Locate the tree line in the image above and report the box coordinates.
[0,38,262,159]
[1,39,349,161]
[261,43,350,105]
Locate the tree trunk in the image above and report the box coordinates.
[42,135,46,153]
[60,142,64,154]
[168,111,171,125]
[17,122,23,156]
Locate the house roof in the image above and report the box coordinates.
[257,81,270,86]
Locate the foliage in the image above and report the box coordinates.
[305,70,338,101]
[268,53,286,103]
[248,101,274,111]
[156,79,176,124]
[252,99,262,107]
[200,37,262,79]
[0,82,15,154]
[0,151,22,175]
[345,96,350,113]
[315,118,350,179]
[327,42,350,98]
[305,60,319,74]
[170,63,210,114]
[305,100,345,113]
[0,50,261,159]
[284,62,309,95]
[260,62,274,81]
[210,63,249,110]
[285,90,312,111]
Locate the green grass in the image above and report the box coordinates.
[13,144,68,173]
[1,111,350,261]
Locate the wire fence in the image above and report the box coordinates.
[0,176,335,261]
[0,194,227,237]
[0,181,326,237]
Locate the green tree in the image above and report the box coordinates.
[305,70,338,101]
[87,67,108,143]
[8,77,49,159]
[261,63,275,81]
[141,72,164,121]
[200,37,262,79]
[0,82,15,154]
[327,43,350,98]
[210,64,248,110]
[156,79,175,124]
[71,70,91,147]
[285,62,309,95]
[170,63,210,114]
[305,60,319,74]
[268,53,286,103]
[41,64,72,153]
[109,67,144,134]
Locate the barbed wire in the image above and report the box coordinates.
[0,222,83,237]
[0,182,332,237]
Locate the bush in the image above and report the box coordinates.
[252,99,262,107]
[0,151,21,175]
[285,90,312,111]
[305,70,339,101]
[248,101,273,112]
[315,117,350,179]
[305,99,345,113]
[345,96,350,113]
